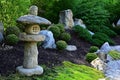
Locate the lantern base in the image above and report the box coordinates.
[16,65,43,76]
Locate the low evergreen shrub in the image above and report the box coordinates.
[5,34,19,45]
[85,53,97,63]
[73,25,92,41]
[60,32,71,42]
[92,32,115,45]
[89,46,99,53]
[49,26,60,39]
[56,40,67,50]
[5,26,20,36]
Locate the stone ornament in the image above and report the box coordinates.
[16,5,51,76]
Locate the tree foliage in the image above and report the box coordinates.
[0,0,30,28]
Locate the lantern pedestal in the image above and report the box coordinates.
[16,65,43,76]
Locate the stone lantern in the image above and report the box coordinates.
[16,6,51,76]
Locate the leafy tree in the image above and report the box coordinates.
[0,0,30,28]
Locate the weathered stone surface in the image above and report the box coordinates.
[66,45,77,51]
[29,5,38,16]
[97,52,107,62]
[111,46,120,52]
[39,30,56,49]
[16,65,43,76]
[23,42,38,69]
[98,42,111,54]
[17,14,51,25]
[74,18,86,28]
[19,33,45,42]
[25,24,40,34]
[0,32,4,43]
[91,57,106,72]
[0,22,4,34]
[105,60,120,80]
[59,9,74,29]
[117,19,120,27]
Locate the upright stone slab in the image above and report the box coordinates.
[59,9,74,29]
[0,22,4,34]
[16,5,51,76]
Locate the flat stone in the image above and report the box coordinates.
[16,66,43,76]
[17,14,51,25]
[66,45,77,51]
[19,33,45,42]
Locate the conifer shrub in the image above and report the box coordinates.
[92,32,115,45]
[73,25,92,41]
[89,46,99,53]
[5,34,19,45]
[49,26,60,39]
[85,53,97,63]
[5,26,20,36]
[60,32,71,42]
[56,40,67,50]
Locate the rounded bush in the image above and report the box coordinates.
[56,40,67,50]
[49,26,60,39]
[56,23,65,33]
[60,32,71,42]
[5,34,19,45]
[85,53,97,63]
[6,26,20,36]
[89,46,99,53]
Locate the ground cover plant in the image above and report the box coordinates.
[0,61,104,80]
[109,50,120,60]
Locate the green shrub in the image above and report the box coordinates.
[92,39,104,47]
[5,34,19,45]
[92,32,115,45]
[60,32,71,42]
[89,46,99,53]
[87,25,101,33]
[99,27,117,37]
[55,23,65,33]
[109,50,120,60]
[73,25,92,41]
[49,26,60,39]
[56,40,67,50]
[85,53,97,63]
[5,26,20,36]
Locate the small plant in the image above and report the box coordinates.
[49,26,60,39]
[85,53,97,63]
[89,46,99,53]
[56,40,67,50]
[5,26,20,36]
[60,32,71,42]
[73,25,92,41]
[56,23,65,33]
[5,34,19,45]
[109,50,120,60]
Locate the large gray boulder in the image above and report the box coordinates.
[39,30,56,49]
[59,9,74,29]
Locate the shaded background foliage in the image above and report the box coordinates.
[0,0,120,35]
